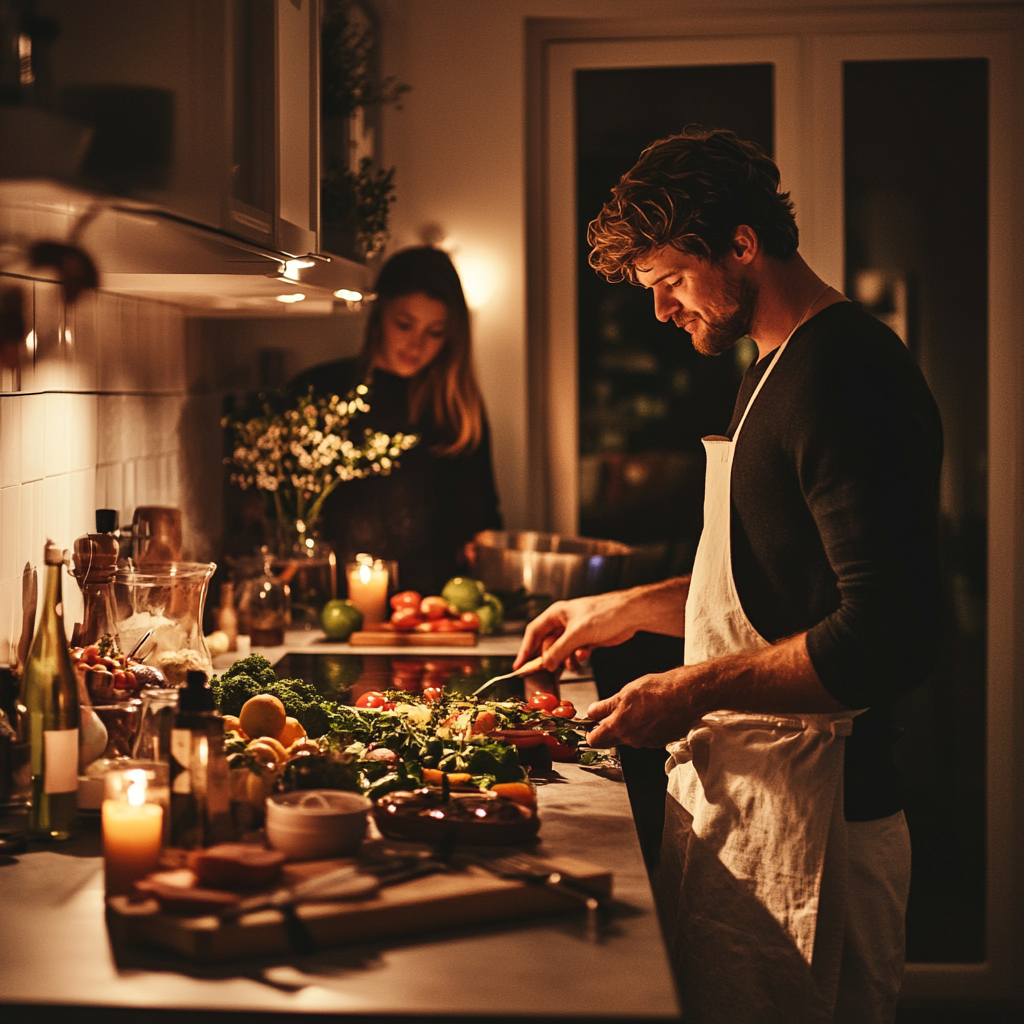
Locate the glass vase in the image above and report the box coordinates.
[273,520,337,629]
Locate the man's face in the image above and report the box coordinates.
[635,245,756,357]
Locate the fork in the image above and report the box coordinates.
[463,851,605,941]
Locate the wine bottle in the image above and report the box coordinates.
[22,541,80,839]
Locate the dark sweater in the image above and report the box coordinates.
[726,301,943,820]
[289,360,503,596]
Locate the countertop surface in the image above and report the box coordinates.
[0,687,679,1022]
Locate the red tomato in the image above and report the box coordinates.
[458,611,480,631]
[356,691,391,709]
[472,711,496,734]
[124,670,138,690]
[391,607,423,632]
[543,734,577,761]
[430,619,461,632]
[82,645,100,665]
[390,590,422,612]
[551,701,576,719]
[112,669,126,688]
[422,685,444,702]
[420,595,449,620]
[528,692,560,713]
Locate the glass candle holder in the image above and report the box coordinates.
[102,765,166,895]
[345,555,395,625]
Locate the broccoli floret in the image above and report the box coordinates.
[222,653,277,687]
[210,672,261,717]
[263,680,332,738]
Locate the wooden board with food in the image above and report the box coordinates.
[106,843,612,961]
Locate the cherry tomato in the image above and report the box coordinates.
[473,711,496,734]
[112,669,126,689]
[420,595,449,620]
[458,611,481,632]
[528,692,560,713]
[82,645,100,665]
[391,590,422,611]
[422,685,444,702]
[543,735,577,762]
[124,670,138,690]
[551,701,576,719]
[356,691,391,709]
[391,607,424,632]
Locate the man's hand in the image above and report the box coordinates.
[513,576,689,672]
[586,667,705,748]
[584,634,849,748]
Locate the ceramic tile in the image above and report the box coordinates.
[32,281,65,392]
[69,468,96,540]
[43,391,72,477]
[1,485,18,583]
[65,291,99,393]
[16,480,33,570]
[17,282,35,394]
[1,396,21,486]
[114,295,137,393]
[0,578,13,664]
[122,459,136,524]
[96,463,121,515]
[43,474,71,554]
[30,479,45,559]
[69,393,97,472]
[96,393,126,465]
[20,393,45,483]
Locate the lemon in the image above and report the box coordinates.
[320,599,364,640]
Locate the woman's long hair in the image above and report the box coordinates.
[356,247,484,456]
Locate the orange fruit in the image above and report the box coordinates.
[277,717,306,746]
[491,782,537,809]
[222,714,246,738]
[239,693,287,740]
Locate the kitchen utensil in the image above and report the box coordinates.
[461,849,605,941]
[127,628,154,661]
[474,530,632,601]
[472,655,544,697]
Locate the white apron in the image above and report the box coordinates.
[657,334,859,1024]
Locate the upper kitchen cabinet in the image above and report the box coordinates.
[26,0,320,256]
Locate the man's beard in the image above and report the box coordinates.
[676,271,757,357]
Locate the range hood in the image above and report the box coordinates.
[0,179,372,316]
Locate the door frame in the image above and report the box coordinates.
[527,3,1024,1003]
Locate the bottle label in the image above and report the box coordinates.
[43,729,80,793]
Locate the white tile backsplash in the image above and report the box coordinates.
[0,275,191,663]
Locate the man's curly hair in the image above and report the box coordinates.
[587,127,799,284]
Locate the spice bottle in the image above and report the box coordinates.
[169,670,232,848]
[21,541,80,839]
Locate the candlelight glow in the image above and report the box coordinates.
[359,563,371,585]
[126,770,148,807]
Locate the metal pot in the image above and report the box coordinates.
[473,530,632,600]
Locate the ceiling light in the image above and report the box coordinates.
[276,293,305,303]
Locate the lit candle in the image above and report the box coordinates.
[102,769,164,896]
[346,555,390,625]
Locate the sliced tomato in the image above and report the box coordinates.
[391,607,423,632]
[390,590,422,611]
[420,595,449,620]
[528,692,560,713]
[550,701,576,719]
[472,711,496,734]
[421,685,444,701]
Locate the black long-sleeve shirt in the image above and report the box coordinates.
[726,301,943,819]
[289,360,503,597]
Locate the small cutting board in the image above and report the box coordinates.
[107,851,611,961]
[349,626,477,647]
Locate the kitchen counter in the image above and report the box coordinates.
[0,768,680,1022]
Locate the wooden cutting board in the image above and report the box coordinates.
[106,852,611,962]
[348,627,477,647]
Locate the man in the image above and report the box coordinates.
[516,129,942,1023]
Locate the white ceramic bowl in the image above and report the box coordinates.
[265,789,372,860]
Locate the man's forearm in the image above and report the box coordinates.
[586,632,848,749]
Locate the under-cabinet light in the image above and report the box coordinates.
[276,293,305,304]
[333,289,363,302]
[282,259,316,281]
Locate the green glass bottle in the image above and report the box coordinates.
[22,541,80,839]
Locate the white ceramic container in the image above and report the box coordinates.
[265,789,371,860]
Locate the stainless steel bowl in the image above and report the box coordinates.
[473,530,632,600]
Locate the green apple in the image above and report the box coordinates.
[476,592,504,635]
[320,599,364,641]
[441,576,486,613]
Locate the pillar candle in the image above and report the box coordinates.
[346,561,390,624]
[102,770,164,896]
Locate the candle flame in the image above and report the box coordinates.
[126,770,148,807]
[358,563,372,585]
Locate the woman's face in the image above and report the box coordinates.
[373,292,448,378]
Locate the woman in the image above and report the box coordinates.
[289,246,503,597]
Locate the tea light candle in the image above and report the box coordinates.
[346,556,390,624]
[102,768,164,896]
